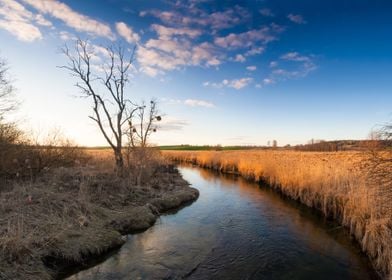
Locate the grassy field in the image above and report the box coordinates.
[164,150,392,278]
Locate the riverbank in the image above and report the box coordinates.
[164,150,392,279]
[0,152,199,280]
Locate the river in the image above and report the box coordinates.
[67,166,377,279]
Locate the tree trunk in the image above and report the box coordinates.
[114,149,124,176]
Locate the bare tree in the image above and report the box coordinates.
[0,56,18,120]
[127,99,161,148]
[364,121,392,217]
[125,99,161,185]
[0,54,21,146]
[60,39,135,173]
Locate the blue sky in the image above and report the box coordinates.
[0,0,391,146]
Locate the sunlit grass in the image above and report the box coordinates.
[164,150,392,277]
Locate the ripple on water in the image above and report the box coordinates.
[67,166,377,280]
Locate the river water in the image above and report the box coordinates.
[68,166,377,280]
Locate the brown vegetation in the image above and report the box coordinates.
[0,149,199,279]
[164,149,392,278]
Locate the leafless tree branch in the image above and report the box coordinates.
[60,39,137,174]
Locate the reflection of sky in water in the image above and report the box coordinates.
[68,167,376,280]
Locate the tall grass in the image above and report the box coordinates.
[164,150,392,278]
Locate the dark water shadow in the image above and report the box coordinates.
[66,165,379,280]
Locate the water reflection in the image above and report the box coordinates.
[68,166,376,280]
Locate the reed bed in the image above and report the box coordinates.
[164,150,392,279]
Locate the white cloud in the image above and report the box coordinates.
[142,5,250,32]
[145,38,190,60]
[21,0,114,39]
[184,99,215,108]
[230,78,253,89]
[287,14,306,24]
[138,4,285,77]
[206,57,221,66]
[35,13,51,26]
[151,24,201,39]
[162,97,215,108]
[0,0,44,42]
[200,5,250,30]
[234,54,246,62]
[246,65,257,71]
[138,30,220,76]
[214,26,278,49]
[159,117,189,131]
[204,78,253,90]
[192,42,221,66]
[115,22,140,43]
[141,66,161,77]
[0,18,42,41]
[245,46,265,56]
[259,8,274,17]
[138,45,181,71]
[263,78,275,85]
[281,52,310,62]
[266,51,317,82]
[58,30,74,41]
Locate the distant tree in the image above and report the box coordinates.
[0,54,21,145]
[0,55,18,120]
[0,55,25,178]
[60,39,136,174]
[272,139,277,148]
[364,121,392,216]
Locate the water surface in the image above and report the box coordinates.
[68,166,376,280]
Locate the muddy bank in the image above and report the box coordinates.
[0,164,199,280]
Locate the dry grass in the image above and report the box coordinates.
[0,149,198,279]
[164,150,392,278]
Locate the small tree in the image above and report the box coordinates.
[60,39,135,174]
[364,121,392,217]
[125,99,161,185]
[0,55,24,178]
[0,55,20,145]
[127,99,161,148]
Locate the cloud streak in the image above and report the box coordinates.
[116,22,139,43]
[214,26,279,49]
[159,118,189,131]
[0,0,44,42]
[287,14,306,24]
[184,99,215,108]
[22,0,114,39]
[162,97,215,108]
[204,78,253,90]
[262,51,316,85]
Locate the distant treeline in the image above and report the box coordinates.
[293,140,390,152]
[158,145,261,151]
[159,140,391,152]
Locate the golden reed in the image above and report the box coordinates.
[164,150,392,279]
